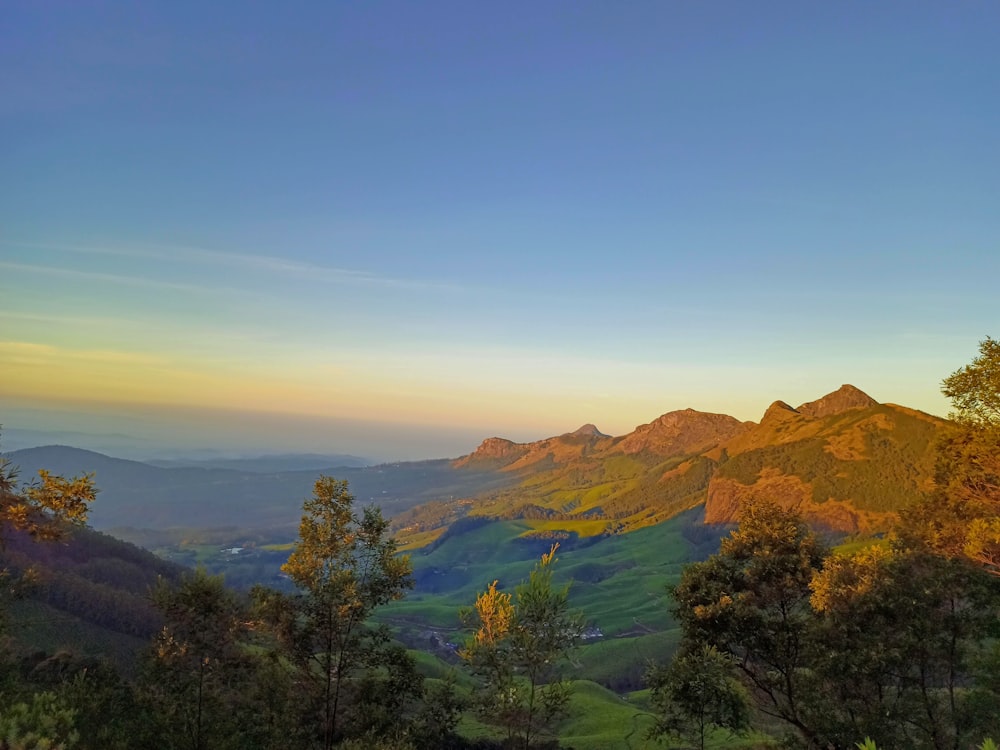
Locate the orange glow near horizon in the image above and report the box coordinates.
[1,332,957,450]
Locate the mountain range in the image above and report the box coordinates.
[6,384,944,547]
[393,384,944,551]
[0,384,951,699]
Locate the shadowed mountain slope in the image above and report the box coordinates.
[1,524,186,666]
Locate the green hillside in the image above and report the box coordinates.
[394,391,945,556]
[384,507,723,692]
[0,524,185,667]
[705,403,943,530]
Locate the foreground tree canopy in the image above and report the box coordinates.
[667,498,1000,749]
[0,437,95,544]
[259,476,419,749]
[901,336,1000,574]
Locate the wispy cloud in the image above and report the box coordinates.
[0,310,133,328]
[1,239,463,293]
[0,340,168,367]
[0,260,242,296]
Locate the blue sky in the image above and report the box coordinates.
[1,1,998,460]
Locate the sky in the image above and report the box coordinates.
[1,1,998,462]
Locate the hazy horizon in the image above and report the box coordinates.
[2,377,950,464]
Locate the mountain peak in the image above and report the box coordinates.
[761,400,800,422]
[452,436,530,469]
[796,384,878,419]
[566,424,609,439]
[618,409,750,457]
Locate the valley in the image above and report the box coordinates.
[3,383,945,698]
[6,375,992,749]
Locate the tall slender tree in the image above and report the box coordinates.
[670,499,826,744]
[142,568,248,750]
[646,643,750,750]
[277,476,413,750]
[462,544,583,750]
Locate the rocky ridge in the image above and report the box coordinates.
[440,384,945,538]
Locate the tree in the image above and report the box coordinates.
[0,433,95,544]
[809,546,1000,749]
[901,337,1000,575]
[21,651,155,750]
[0,690,79,749]
[272,476,413,750]
[0,438,99,750]
[462,544,583,749]
[646,643,750,750]
[942,337,1000,427]
[671,497,1000,749]
[671,498,827,745]
[141,568,250,750]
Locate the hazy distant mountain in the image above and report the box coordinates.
[145,452,371,472]
[5,445,514,534]
[0,427,159,459]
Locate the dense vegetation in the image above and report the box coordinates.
[0,337,997,748]
[648,338,1000,750]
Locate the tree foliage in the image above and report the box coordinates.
[0,689,79,750]
[809,546,1000,749]
[0,434,95,545]
[646,643,750,750]
[268,476,414,749]
[670,498,826,744]
[901,336,1000,575]
[943,337,1000,427]
[141,569,244,750]
[462,544,583,749]
[667,498,1000,749]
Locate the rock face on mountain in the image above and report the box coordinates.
[453,437,530,469]
[703,386,941,531]
[796,384,878,418]
[442,384,945,541]
[616,409,751,457]
[761,400,800,423]
[453,423,616,471]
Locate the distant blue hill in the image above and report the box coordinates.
[145,452,371,472]
[5,445,514,535]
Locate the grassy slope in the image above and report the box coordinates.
[455,678,770,750]
[384,507,720,691]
